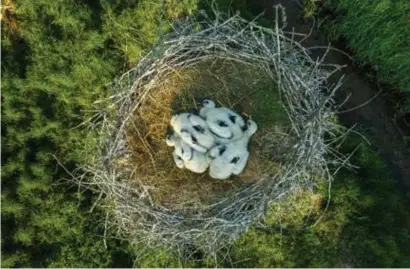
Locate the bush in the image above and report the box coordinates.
[229,132,410,267]
[1,0,197,267]
[323,0,410,111]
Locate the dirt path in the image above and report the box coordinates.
[251,0,410,201]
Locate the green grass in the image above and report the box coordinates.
[229,131,410,267]
[250,82,289,130]
[124,130,410,268]
[323,0,410,111]
[3,0,410,267]
[1,0,197,267]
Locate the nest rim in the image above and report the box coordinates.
[80,5,348,258]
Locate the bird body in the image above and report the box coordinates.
[199,99,246,144]
[207,145,236,179]
[170,112,215,152]
[208,120,258,179]
[166,130,210,173]
[172,150,185,169]
[231,150,250,175]
[167,105,256,178]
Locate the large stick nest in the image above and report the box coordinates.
[79,5,348,258]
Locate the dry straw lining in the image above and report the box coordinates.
[123,59,288,210]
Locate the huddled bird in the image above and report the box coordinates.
[199,98,247,144]
[166,128,210,174]
[207,119,257,180]
[170,112,215,152]
[166,98,257,179]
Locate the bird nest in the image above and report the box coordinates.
[78,5,347,259]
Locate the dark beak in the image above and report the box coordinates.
[187,107,199,115]
[197,97,212,105]
[241,112,250,121]
[166,126,174,136]
[197,98,205,106]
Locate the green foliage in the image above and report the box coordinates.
[101,0,197,65]
[1,0,198,267]
[250,82,289,130]
[335,132,410,267]
[229,132,410,267]
[199,0,274,28]
[3,0,410,267]
[323,0,410,110]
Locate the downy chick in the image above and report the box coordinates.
[166,130,210,173]
[170,112,215,152]
[208,120,257,179]
[199,98,247,144]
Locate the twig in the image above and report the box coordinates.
[338,87,382,114]
[68,6,352,262]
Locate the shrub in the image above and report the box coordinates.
[1,0,197,266]
[323,0,410,110]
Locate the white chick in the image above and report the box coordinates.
[199,98,247,144]
[166,130,210,173]
[208,119,257,179]
[170,112,215,152]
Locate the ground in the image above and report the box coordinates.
[251,0,410,201]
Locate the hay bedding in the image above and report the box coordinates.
[77,5,349,258]
[131,60,282,209]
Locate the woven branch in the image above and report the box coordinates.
[74,4,350,260]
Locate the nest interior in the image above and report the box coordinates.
[80,7,346,256]
[124,59,290,210]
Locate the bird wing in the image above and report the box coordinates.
[180,141,193,161]
[172,151,185,169]
[210,108,245,140]
[208,145,225,159]
[219,108,245,126]
[207,120,233,139]
[180,131,207,153]
[188,114,207,128]
[232,151,249,175]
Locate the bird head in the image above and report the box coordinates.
[245,120,258,136]
[170,114,179,127]
[187,107,199,115]
[198,98,216,108]
[165,126,176,146]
